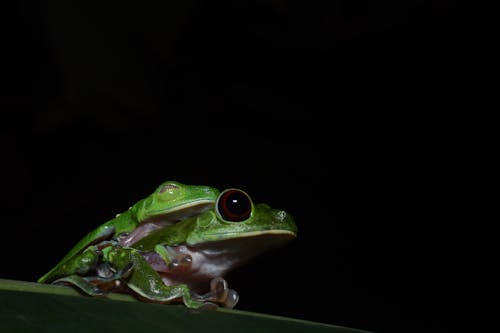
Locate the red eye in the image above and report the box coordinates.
[216,189,252,222]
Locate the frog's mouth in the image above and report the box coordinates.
[119,201,215,247]
[201,229,297,239]
[144,200,215,223]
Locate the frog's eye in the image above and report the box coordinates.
[216,189,252,222]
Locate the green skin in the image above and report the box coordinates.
[38,181,297,309]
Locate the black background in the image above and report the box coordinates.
[2,1,463,332]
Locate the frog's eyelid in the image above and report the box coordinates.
[159,184,179,193]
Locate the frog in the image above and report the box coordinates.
[38,182,297,310]
[38,181,220,285]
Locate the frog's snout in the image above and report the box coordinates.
[273,209,297,235]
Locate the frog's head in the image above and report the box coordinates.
[131,188,297,281]
[185,189,297,258]
[134,181,220,223]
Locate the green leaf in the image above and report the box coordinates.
[0,279,371,333]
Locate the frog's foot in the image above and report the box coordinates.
[197,277,239,309]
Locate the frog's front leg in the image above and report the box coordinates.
[105,246,213,309]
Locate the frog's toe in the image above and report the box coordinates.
[210,277,229,302]
[53,275,108,296]
[222,289,239,309]
[168,254,192,270]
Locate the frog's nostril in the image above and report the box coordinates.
[276,210,287,221]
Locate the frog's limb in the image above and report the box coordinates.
[38,225,116,284]
[197,277,239,309]
[105,246,211,309]
[38,246,101,283]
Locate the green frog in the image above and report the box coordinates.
[38,181,297,309]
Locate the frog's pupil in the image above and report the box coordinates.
[218,189,251,222]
